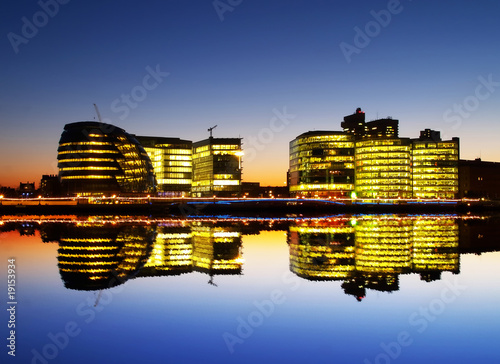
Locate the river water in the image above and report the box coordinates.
[1,214,499,364]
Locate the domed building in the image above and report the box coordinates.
[57,121,155,196]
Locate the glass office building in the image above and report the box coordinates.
[57,122,155,196]
[289,131,355,198]
[411,130,459,199]
[355,138,412,198]
[191,138,242,197]
[136,136,193,196]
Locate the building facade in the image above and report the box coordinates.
[191,137,242,197]
[411,131,459,199]
[57,122,155,196]
[136,136,193,196]
[355,138,412,198]
[289,131,355,198]
[459,159,500,199]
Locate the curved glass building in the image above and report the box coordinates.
[289,131,355,198]
[57,121,155,196]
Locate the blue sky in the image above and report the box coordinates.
[1,0,499,186]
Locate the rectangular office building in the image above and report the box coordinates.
[192,138,242,197]
[136,136,193,196]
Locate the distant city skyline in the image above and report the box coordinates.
[1,0,500,188]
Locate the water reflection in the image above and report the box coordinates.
[289,216,460,301]
[1,215,499,299]
[139,222,243,286]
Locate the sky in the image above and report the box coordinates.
[1,0,499,188]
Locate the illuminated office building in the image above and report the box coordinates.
[57,122,155,196]
[411,130,459,199]
[289,131,355,198]
[355,138,412,198]
[191,138,242,197]
[288,220,355,280]
[136,136,193,196]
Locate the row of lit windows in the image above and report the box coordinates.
[212,144,240,150]
[412,174,457,180]
[292,141,354,149]
[413,182,458,187]
[357,165,410,172]
[59,142,112,147]
[356,139,409,148]
[213,174,237,180]
[356,179,411,186]
[356,152,410,160]
[294,134,353,143]
[413,142,457,149]
[60,175,113,180]
[356,172,410,179]
[412,149,458,155]
[356,159,410,166]
[412,167,458,173]
[290,183,355,191]
[58,149,119,155]
[412,155,458,161]
[157,179,192,185]
[145,148,191,155]
[296,157,355,165]
[296,163,355,171]
[356,185,412,191]
[214,180,240,186]
[193,151,211,159]
[356,146,410,154]
[60,166,119,171]
[59,158,115,163]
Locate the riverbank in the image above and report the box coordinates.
[1,197,499,217]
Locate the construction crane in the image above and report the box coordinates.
[93,103,103,123]
[208,125,217,138]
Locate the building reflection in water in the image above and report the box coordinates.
[1,215,497,298]
[54,221,243,291]
[288,216,460,301]
[57,223,155,291]
[139,222,243,286]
